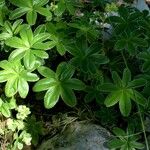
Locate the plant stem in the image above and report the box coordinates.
[138,104,149,150]
[122,52,149,149]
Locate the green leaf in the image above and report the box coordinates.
[56,62,75,80]
[34,63,82,109]
[55,2,66,16]
[8,49,26,61]
[8,97,16,109]
[105,91,121,107]
[0,98,3,107]
[34,0,49,6]
[122,68,131,86]
[20,27,33,46]
[69,40,108,73]
[128,79,146,89]
[22,72,39,82]
[18,78,29,98]
[23,50,36,70]
[56,42,67,55]
[5,78,18,97]
[130,141,145,149]
[9,8,29,20]
[98,83,118,92]
[6,26,51,69]
[1,103,11,117]
[0,60,12,69]
[34,24,46,35]
[119,91,131,116]
[60,86,77,107]
[0,33,11,40]
[0,71,13,82]
[0,60,38,98]
[35,6,52,17]
[12,19,23,32]
[66,3,75,15]
[32,33,50,44]
[9,0,32,7]
[107,16,123,24]
[112,71,122,87]
[26,10,37,25]
[38,66,55,78]
[5,37,26,49]
[32,42,51,50]
[4,21,12,33]
[113,127,126,136]
[63,78,85,90]
[44,85,60,109]
[33,78,56,92]
[131,90,146,106]
[32,50,49,59]
[108,139,125,149]
[115,39,126,50]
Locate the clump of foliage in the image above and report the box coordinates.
[0,0,150,149]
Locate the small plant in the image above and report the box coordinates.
[99,68,146,116]
[108,127,145,150]
[9,0,52,25]
[0,97,33,150]
[5,26,52,70]
[0,60,39,98]
[68,39,109,74]
[33,62,85,108]
[0,97,16,117]
[0,0,150,149]
[0,19,23,41]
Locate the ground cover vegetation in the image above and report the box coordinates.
[0,0,150,149]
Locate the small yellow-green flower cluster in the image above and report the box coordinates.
[105,2,118,12]
[16,105,31,120]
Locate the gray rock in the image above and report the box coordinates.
[37,121,111,150]
[132,0,149,12]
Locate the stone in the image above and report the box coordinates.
[133,0,149,11]
[37,121,111,150]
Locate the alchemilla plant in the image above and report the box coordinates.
[0,0,150,149]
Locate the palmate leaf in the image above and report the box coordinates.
[0,102,11,117]
[5,26,52,70]
[0,97,17,118]
[0,0,8,26]
[0,60,39,98]
[9,0,52,25]
[33,62,85,109]
[68,40,109,74]
[115,31,148,55]
[106,6,142,34]
[68,20,99,41]
[54,0,76,16]
[108,127,145,150]
[99,68,146,116]
[0,19,23,41]
[84,86,104,104]
[46,23,72,55]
